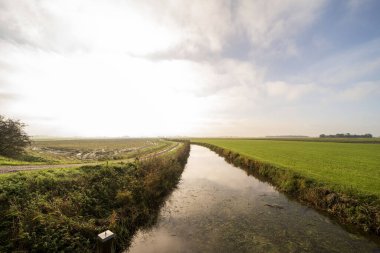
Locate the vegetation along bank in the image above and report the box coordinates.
[190,139,380,236]
[0,141,190,252]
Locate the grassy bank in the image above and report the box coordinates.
[0,155,43,166]
[191,139,380,235]
[0,141,190,252]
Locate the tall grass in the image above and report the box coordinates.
[0,142,190,252]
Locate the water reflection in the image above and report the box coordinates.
[127,145,379,253]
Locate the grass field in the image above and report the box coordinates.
[0,138,173,165]
[245,137,380,144]
[191,139,380,197]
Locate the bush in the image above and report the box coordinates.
[0,115,31,157]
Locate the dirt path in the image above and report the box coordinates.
[0,163,100,174]
[140,143,179,160]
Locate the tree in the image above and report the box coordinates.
[0,115,31,157]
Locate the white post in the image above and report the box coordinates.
[97,230,116,253]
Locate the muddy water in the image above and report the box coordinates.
[127,145,380,253]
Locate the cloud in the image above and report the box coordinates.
[136,0,327,61]
[237,1,326,50]
[290,38,380,87]
[0,0,181,54]
[0,0,73,52]
[264,81,318,101]
[339,81,380,101]
[189,59,265,97]
[0,0,379,137]
[0,91,16,104]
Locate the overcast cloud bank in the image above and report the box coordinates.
[0,0,379,137]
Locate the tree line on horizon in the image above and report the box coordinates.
[319,133,373,138]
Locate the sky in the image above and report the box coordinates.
[0,0,380,137]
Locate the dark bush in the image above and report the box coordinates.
[0,115,31,157]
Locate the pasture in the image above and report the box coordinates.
[191,139,380,197]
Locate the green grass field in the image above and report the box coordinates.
[192,139,380,197]
[246,137,380,144]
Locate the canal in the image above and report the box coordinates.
[127,145,379,252]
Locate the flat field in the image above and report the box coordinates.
[251,137,380,144]
[30,138,174,163]
[1,138,173,165]
[191,139,380,197]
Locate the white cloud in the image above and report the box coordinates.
[131,0,327,59]
[0,0,181,54]
[0,0,327,60]
[0,0,379,137]
[237,0,325,50]
[265,81,318,101]
[294,38,380,88]
[339,81,380,101]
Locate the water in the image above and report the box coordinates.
[127,145,380,253]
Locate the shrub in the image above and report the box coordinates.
[0,115,31,157]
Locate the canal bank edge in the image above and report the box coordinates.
[190,141,380,236]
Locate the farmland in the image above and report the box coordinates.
[1,137,379,251]
[0,138,175,166]
[191,138,380,197]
